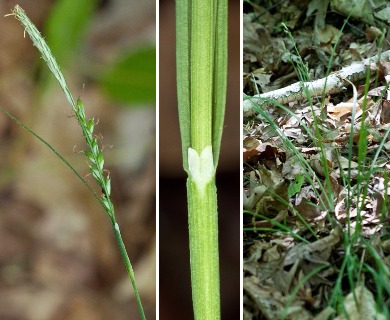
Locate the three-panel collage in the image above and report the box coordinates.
[0,0,389,319]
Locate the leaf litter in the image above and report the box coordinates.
[243,0,390,319]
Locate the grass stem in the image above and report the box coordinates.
[176,0,227,318]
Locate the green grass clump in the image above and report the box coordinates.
[245,23,390,318]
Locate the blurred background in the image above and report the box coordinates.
[159,0,240,318]
[0,0,155,319]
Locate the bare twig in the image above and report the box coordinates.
[243,50,390,116]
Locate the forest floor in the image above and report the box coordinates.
[243,1,390,319]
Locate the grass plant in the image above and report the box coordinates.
[4,5,146,319]
[245,23,390,318]
[175,0,227,318]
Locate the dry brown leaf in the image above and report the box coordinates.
[244,277,312,320]
[334,285,387,320]
[317,25,340,44]
[284,226,342,266]
[381,99,390,123]
[294,199,322,221]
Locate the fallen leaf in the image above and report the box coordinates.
[334,285,387,320]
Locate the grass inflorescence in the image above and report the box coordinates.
[8,5,146,319]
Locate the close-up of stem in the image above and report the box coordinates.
[9,5,146,320]
[176,0,228,319]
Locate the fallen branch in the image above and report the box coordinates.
[243,50,390,116]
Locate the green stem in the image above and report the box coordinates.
[176,0,227,318]
[113,223,146,320]
[187,180,220,319]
